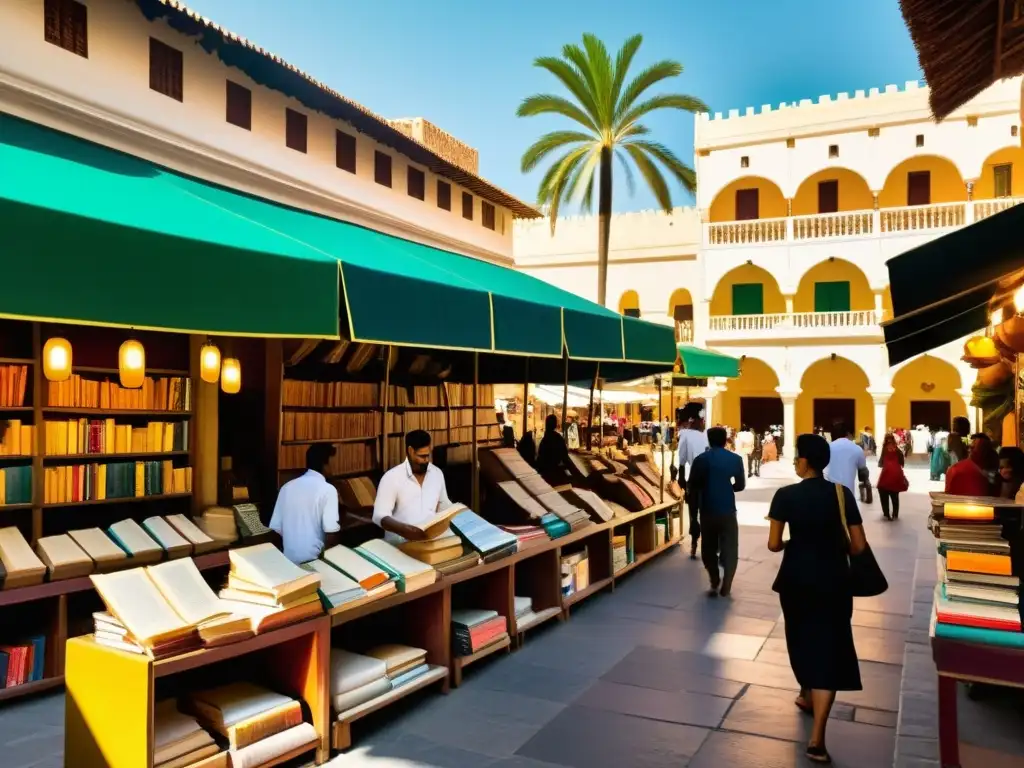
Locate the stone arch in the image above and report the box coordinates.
[886,354,966,432]
[668,288,694,341]
[719,356,783,432]
[708,176,787,222]
[709,264,786,316]
[879,155,966,208]
[792,258,875,313]
[618,289,640,317]
[796,355,872,435]
[791,168,874,215]
[974,146,1024,199]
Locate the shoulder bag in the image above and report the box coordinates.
[835,484,888,597]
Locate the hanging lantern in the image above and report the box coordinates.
[42,337,72,382]
[199,342,221,384]
[220,358,241,394]
[119,339,146,389]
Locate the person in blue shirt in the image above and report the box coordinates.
[687,426,746,597]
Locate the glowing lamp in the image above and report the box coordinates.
[220,358,241,394]
[42,337,72,382]
[1015,284,1024,314]
[118,339,146,389]
[199,342,221,384]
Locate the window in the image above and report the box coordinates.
[915,134,925,148]
[482,201,496,230]
[407,167,425,200]
[285,109,307,153]
[967,116,978,127]
[731,284,764,315]
[818,180,839,214]
[994,163,1013,198]
[225,81,251,130]
[623,308,641,318]
[437,181,452,211]
[828,144,839,158]
[374,151,392,187]
[735,188,759,220]
[1013,125,1019,138]
[740,156,749,168]
[868,127,880,137]
[462,192,474,221]
[786,138,796,148]
[149,38,183,101]
[814,281,851,312]
[907,170,931,206]
[335,130,356,173]
[44,0,87,58]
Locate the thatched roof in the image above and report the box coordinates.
[901,0,1024,119]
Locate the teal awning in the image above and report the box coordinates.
[676,344,741,378]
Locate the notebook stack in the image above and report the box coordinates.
[147,558,253,647]
[612,534,630,573]
[108,518,165,565]
[450,509,518,562]
[560,551,589,597]
[322,545,398,603]
[513,595,535,627]
[451,609,508,656]
[500,524,549,551]
[186,682,317,768]
[329,648,390,714]
[0,527,47,588]
[0,635,46,689]
[540,513,570,540]
[366,644,431,689]
[35,534,93,580]
[355,539,437,593]
[218,544,324,633]
[930,494,1023,648]
[153,699,225,768]
[398,534,465,566]
[300,559,367,610]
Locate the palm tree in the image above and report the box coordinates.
[518,34,707,308]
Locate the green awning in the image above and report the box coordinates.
[0,112,340,338]
[676,344,741,378]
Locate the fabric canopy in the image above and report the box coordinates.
[882,203,1024,364]
[1,112,677,367]
[676,344,740,379]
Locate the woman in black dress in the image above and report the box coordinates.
[767,433,868,764]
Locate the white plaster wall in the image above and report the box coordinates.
[708,343,892,392]
[0,0,516,263]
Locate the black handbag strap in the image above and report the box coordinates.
[835,483,851,545]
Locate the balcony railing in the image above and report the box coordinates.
[707,310,880,337]
[675,320,694,343]
[705,198,1024,245]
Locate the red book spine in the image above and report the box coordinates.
[937,612,1021,632]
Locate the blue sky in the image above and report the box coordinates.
[184,0,921,213]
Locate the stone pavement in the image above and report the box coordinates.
[3,464,1023,767]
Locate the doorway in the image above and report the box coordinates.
[813,398,856,433]
[740,397,784,434]
[907,171,931,206]
[736,188,760,220]
[818,180,839,214]
[910,400,952,431]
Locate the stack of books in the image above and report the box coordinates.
[300,559,366,610]
[329,648,391,714]
[450,509,517,562]
[217,544,324,633]
[496,480,548,520]
[322,545,397,603]
[0,635,45,690]
[142,516,193,559]
[451,609,508,656]
[153,699,224,768]
[185,682,317,767]
[398,534,464,565]
[569,488,615,524]
[500,524,549,551]
[513,595,534,626]
[366,644,430,689]
[612,534,630,573]
[35,534,94,580]
[165,514,222,555]
[931,494,1023,648]
[107,518,164,566]
[354,539,436,593]
[0,527,47,588]
[560,551,589,597]
[540,513,570,540]
[537,492,591,531]
[433,550,480,577]
[147,559,253,647]
[69,527,128,572]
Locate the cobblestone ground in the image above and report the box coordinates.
[3,463,1022,767]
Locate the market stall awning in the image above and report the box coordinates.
[882,203,1024,364]
[676,344,741,378]
[0,111,341,337]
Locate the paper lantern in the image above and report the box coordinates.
[42,337,72,382]
[199,342,221,384]
[220,358,241,394]
[118,339,145,389]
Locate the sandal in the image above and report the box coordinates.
[806,744,831,764]
[794,696,813,715]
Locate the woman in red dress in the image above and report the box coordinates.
[876,433,908,521]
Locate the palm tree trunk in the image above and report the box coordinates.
[596,146,613,308]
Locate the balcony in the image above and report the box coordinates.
[704,198,1024,246]
[705,310,882,343]
[675,320,694,343]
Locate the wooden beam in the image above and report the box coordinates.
[996,0,1007,78]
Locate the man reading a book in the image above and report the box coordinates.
[269,443,341,562]
[373,430,452,543]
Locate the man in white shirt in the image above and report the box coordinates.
[677,403,710,560]
[270,443,341,563]
[735,425,755,477]
[824,421,867,495]
[373,430,452,543]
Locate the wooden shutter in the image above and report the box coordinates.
[407,167,425,200]
[374,151,392,187]
[482,202,496,230]
[462,192,474,221]
[437,181,452,211]
[817,180,839,214]
[45,0,88,58]
[735,188,759,220]
[907,171,931,206]
[673,304,693,322]
[336,130,356,173]
[813,281,851,312]
[225,81,252,130]
[150,38,183,102]
[285,109,307,153]
[731,283,764,315]
[994,164,1013,198]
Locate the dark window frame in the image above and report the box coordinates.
[374,151,393,187]
[149,37,184,102]
[225,80,252,130]
[462,192,474,221]
[407,166,426,201]
[994,163,1013,198]
[44,0,88,58]
[335,130,356,174]
[482,201,496,230]
[285,108,308,153]
[437,180,452,211]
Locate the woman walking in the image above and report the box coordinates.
[767,433,867,764]
[877,433,909,521]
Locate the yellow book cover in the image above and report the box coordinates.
[44,421,54,456]
[98,463,107,501]
[56,421,68,457]
[21,424,32,456]
[8,419,20,456]
[104,418,115,454]
[163,423,174,452]
[79,418,87,454]
[0,468,6,504]
[62,465,71,503]
[67,419,78,456]
[135,462,145,497]
[947,550,1012,576]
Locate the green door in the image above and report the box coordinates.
[814,281,851,312]
[732,283,764,315]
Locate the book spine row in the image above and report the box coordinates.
[278,443,375,474]
[387,385,442,408]
[0,466,31,505]
[43,462,192,503]
[282,380,378,408]
[0,365,29,407]
[44,419,187,455]
[47,375,191,411]
[452,408,499,427]
[0,420,34,456]
[0,635,45,689]
[446,384,495,408]
[281,411,376,442]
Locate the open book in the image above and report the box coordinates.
[409,503,467,540]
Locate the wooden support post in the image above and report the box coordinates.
[587,364,599,450]
[657,375,664,503]
[472,352,480,512]
[381,346,392,471]
[522,358,530,439]
[561,349,569,433]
